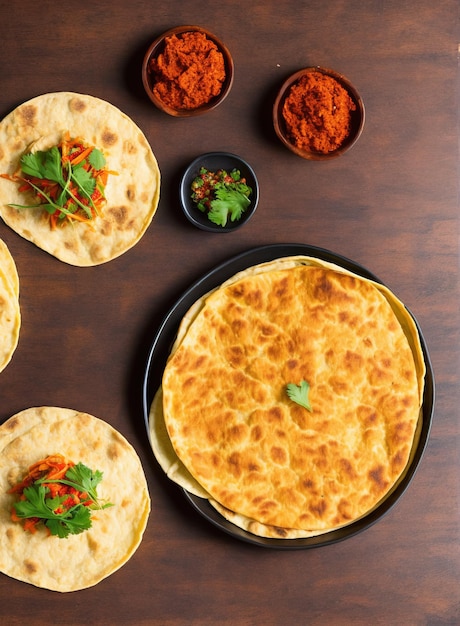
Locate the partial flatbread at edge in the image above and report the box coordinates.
[0,238,19,297]
[0,407,150,592]
[0,92,160,266]
[149,255,425,538]
[0,237,20,373]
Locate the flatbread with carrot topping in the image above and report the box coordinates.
[0,407,150,592]
[0,92,160,266]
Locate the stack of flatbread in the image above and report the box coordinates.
[0,238,20,373]
[0,92,160,266]
[149,255,425,539]
[0,407,150,592]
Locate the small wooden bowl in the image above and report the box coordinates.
[142,25,234,117]
[273,67,365,160]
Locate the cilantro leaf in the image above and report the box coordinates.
[71,166,95,194]
[47,504,92,538]
[65,463,102,499]
[88,148,106,170]
[12,484,93,538]
[13,484,59,520]
[45,462,112,510]
[41,147,64,182]
[286,380,313,411]
[45,504,92,538]
[207,201,229,226]
[19,152,46,179]
[208,188,251,227]
[45,518,72,539]
[20,147,63,182]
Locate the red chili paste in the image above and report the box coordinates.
[149,32,226,110]
[282,71,356,153]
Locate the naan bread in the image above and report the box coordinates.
[0,238,20,373]
[150,256,425,537]
[0,407,150,592]
[0,92,160,266]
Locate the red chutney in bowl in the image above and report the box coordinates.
[148,31,226,110]
[282,71,356,153]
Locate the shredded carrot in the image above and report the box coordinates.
[0,173,16,182]
[98,170,108,186]
[70,145,93,166]
[60,134,68,160]
[2,133,114,230]
[8,454,80,534]
[65,212,95,227]
[8,454,74,494]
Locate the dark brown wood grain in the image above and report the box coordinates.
[0,1,458,624]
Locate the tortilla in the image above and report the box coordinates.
[0,407,150,592]
[0,92,160,266]
[0,238,19,297]
[0,237,20,373]
[149,256,425,537]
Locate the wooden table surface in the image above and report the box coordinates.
[1,2,459,624]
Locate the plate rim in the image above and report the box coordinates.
[142,243,435,549]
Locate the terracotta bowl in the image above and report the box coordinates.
[273,66,365,160]
[179,152,259,232]
[142,25,234,117]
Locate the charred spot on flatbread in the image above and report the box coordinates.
[101,129,118,148]
[69,96,87,114]
[17,104,37,128]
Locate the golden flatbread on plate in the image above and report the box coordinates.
[0,237,20,373]
[0,407,150,592]
[149,255,425,539]
[0,92,160,266]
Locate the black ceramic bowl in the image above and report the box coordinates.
[179,152,259,232]
[273,66,365,160]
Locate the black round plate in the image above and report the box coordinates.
[142,243,435,549]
